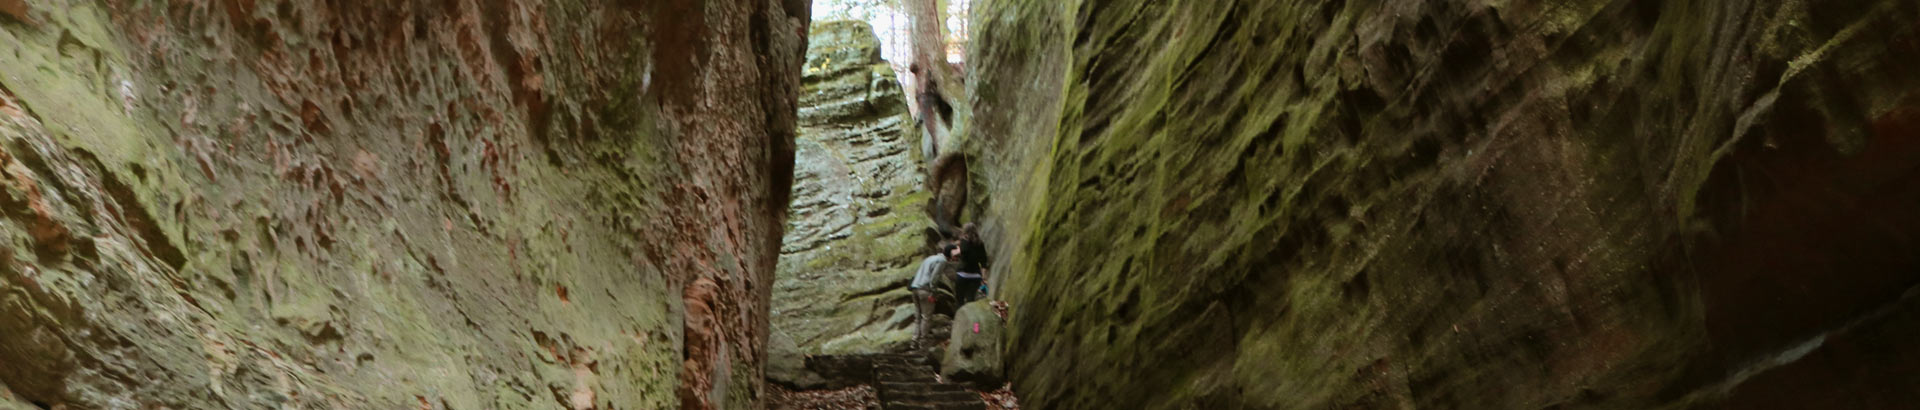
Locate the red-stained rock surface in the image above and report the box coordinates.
[0,1,805,408]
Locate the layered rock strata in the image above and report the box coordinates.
[0,1,806,409]
[775,20,929,354]
[972,0,1920,408]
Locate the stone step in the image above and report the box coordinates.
[875,365,933,375]
[879,387,959,400]
[883,387,980,403]
[867,352,987,410]
[880,400,988,410]
[877,370,938,383]
[877,381,968,393]
[873,359,933,368]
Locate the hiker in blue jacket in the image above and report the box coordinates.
[910,242,958,340]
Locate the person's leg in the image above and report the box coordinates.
[957,277,981,303]
[912,289,933,340]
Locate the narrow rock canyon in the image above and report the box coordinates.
[6,0,1920,409]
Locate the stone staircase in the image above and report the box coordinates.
[872,354,987,410]
[779,352,987,410]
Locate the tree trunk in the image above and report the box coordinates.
[904,0,958,163]
[905,0,947,74]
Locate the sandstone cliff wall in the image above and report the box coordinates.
[0,1,804,409]
[973,0,1920,408]
[774,21,928,355]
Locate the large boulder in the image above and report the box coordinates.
[774,20,932,354]
[974,0,1920,409]
[0,1,806,409]
[766,332,830,390]
[941,301,1004,389]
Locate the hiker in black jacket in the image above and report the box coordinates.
[954,223,990,303]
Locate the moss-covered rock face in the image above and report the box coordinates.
[975,0,1920,408]
[0,1,805,409]
[775,21,929,354]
